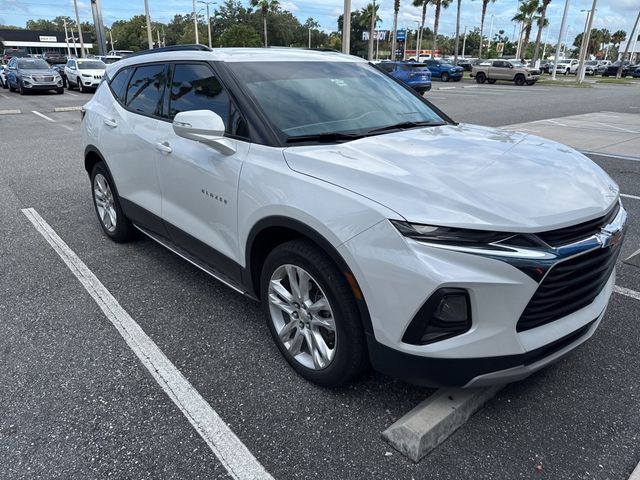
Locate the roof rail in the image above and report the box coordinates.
[125,44,213,59]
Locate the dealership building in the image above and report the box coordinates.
[0,28,94,56]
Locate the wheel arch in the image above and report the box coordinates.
[244,216,374,335]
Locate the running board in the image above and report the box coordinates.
[134,225,248,296]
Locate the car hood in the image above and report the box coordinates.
[283,124,619,232]
[77,69,105,75]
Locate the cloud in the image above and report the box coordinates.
[280,1,299,13]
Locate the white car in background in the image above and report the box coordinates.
[553,59,578,75]
[81,46,627,388]
[0,64,8,88]
[65,58,106,92]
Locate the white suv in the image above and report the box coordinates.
[65,58,106,92]
[81,46,627,387]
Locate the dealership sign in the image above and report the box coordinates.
[39,36,57,42]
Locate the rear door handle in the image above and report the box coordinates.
[103,118,117,128]
[155,141,172,154]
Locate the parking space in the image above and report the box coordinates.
[1,88,640,479]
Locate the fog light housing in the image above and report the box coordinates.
[402,288,471,345]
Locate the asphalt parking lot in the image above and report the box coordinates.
[1,83,640,480]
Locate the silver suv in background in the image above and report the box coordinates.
[5,57,64,94]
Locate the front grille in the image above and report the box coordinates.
[34,75,53,82]
[93,74,103,79]
[537,203,620,247]
[517,242,622,332]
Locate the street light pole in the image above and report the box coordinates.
[342,0,351,54]
[461,25,467,59]
[72,0,86,57]
[63,19,71,57]
[453,0,461,65]
[576,2,597,84]
[551,0,570,80]
[199,1,216,48]
[144,0,154,49]
[192,0,200,44]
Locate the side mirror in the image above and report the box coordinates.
[509,63,514,69]
[172,110,236,156]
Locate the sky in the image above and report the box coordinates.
[0,0,638,45]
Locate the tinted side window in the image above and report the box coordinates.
[109,68,130,103]
[125,64,166,117]
[379,63,394,73]
[168,64,230,125]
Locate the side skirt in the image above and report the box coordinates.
[134,224,256,300]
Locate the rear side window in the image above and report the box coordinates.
[125,64,166,117]
[109,67,130,103]
[378,63,395,73]
[168,63,230,123]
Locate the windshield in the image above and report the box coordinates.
[18,59,50,70]
[510,61,525,67]
[101,57,119,64]
[227,61,445,138]
[78,60,106,69]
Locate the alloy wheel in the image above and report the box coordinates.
[267,264,336,370]
[93,173,117,232]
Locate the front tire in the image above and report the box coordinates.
[261,239,368,387]
[78,80,84,93]
[90,162,137,242]
[475,72,486,84]
[514,74,525,86]
[19,81,25,95]
[441,72,450,82]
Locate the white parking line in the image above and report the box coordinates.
[0,109,20,114]
[0,93,9,99]
[621,193,640,201]
[66,92,79,97]
[32,110,56,122]
[54,106,83,112]
[614,286,640,302]
[629,460,640,480]
[59,124,74,131]
[21,208,274,480]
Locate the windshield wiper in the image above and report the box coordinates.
[366,121,445,135]
[286,132,364,143]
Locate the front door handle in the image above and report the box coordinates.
[155,141,172,154]
[103,118,117,128]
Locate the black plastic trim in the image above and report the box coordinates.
[368,318,597,387]
[401,288,472,345]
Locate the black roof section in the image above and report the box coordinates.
[0,28,94,43]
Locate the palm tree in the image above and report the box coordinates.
[391,0,400,60]
[250,0,279,47]
[432,0,451,54]
[512,0,538,59]
[412,0,431,59]
[477,0,495,59]
[611,29,626,46]
[531,0,551,64]
[359,2,381,60]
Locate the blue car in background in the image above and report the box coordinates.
[422,59,464,82]
[378,61,432,93]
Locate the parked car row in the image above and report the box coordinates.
[0,56,106,94]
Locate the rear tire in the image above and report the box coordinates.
[260,239,368,387]
[475,72,486,84]
[90,162,137,243]
[514,74,525,86]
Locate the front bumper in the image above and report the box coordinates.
[22,81,62,90]
[338,205,626,387]
[367,309,603,387]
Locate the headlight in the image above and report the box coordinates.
[390,220,513,245]
[82,73,91,77]
[54,74,61,80]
